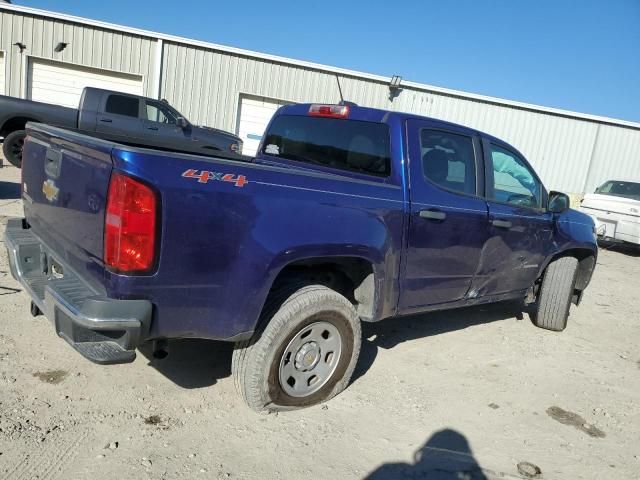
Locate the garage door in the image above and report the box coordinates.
[238,96,291,156]
[0,52,5,95]
[28,58,144,108]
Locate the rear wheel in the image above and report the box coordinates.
[232,285,361,412]
[2,130,26,168]
[533,256,579,331]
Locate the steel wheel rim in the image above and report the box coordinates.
[278,321,343,398]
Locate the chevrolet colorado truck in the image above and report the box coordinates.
[0,87,242,167]
[5,102,597,412]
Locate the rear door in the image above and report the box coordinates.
[399,120,488,312]
[96,93,144,137]
[469,139,553,297]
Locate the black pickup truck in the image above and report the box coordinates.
[0,88,243,167]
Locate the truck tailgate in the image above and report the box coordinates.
[22,124,114,290]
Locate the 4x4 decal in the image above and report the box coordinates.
[182,169,248,188]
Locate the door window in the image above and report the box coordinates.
[105,95,139,118]
[420,130,476,195]
[146,101,178,124]
[489,144,542,208]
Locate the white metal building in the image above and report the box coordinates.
[1,2,638,195]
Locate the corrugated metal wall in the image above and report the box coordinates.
[0,10,158,98]
[160,42,639,194]
[585,125,640,192]
[1,7,638,195]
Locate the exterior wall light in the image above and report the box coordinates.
[389,75,403,101]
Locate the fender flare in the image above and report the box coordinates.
[536,246,598,291]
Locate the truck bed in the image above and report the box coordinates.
[0,95,78,136]
[16,123,404,352]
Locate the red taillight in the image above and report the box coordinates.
[104,172,158,273]
[308,104,349,118]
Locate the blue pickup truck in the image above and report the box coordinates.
[5,102,597,412]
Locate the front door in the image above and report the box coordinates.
[469,139,554,297]
[399,121,489,313]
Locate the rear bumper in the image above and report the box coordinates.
[4,218,152,364]
[580,207,640,245]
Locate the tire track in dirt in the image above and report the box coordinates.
[4,427,89,480]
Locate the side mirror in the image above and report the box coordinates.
[548,191,570,214]
[176,117,188,129]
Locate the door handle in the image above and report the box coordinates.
[147,126,159,131]
[419,209,447,221]
[491,219,512,229]
[99,118,112,123]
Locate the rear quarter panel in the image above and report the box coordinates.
[108,148,405,340]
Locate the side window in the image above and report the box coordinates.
[105,95,139,118]
[489,144,542,208]
[596,182,611,194]
[420,129,476,195]
[146,101,178,124]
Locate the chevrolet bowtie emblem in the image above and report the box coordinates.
[42,179,59,202]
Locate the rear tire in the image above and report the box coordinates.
[533,256,579,331]
[2,130,26,168]
[232,285,361,412]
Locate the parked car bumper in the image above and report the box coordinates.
[580,206,640,245]
[4,218,152,364]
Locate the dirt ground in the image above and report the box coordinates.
[0,163,638,480]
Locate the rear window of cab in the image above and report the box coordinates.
[261,115,391,177]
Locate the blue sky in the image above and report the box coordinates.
[22,0,640,122]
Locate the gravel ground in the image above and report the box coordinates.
[0,164,639,480]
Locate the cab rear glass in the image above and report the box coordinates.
[261,115,391,177]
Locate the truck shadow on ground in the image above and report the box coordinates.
[363,428,491,479]
[139,340,233,389]
[140,300,524,390]
[598,241,640,257]
[0,181,21,200]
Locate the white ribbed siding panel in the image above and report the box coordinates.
[584,126,640,193]
[163,43,361,130]
[0,10,157,99]
[427,97,601,193]
[160,42,616,193]
[0,51,5,94]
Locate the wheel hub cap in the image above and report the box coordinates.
[294,342,320,370]
[278,321,343,398]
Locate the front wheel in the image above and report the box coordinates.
[533,256,579,331]
[2,130,26,168]
[232,285,361,412]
